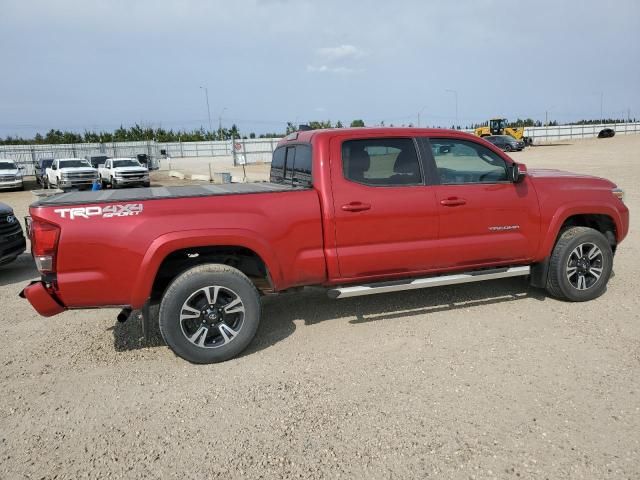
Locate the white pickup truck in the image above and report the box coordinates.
[0,159,25,190]
[45,158,98,190]
[98,157,150,189]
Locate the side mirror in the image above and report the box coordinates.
[509,162,527,183]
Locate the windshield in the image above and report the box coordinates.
[113,159,142,167]
[0,161,17,170]
[60,160,92,168]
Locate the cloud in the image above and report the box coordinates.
[306,65,359,74]
[316,44,364,60]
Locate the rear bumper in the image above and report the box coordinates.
[20,281,66,317]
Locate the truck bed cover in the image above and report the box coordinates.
[33,182,303,206]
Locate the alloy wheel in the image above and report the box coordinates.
[179,286,245,348]
[566,242,604,290]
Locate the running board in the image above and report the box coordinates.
[327,266,530,299]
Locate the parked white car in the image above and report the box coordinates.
[98,157,150,188]
[0,159,24,190]
[45,158,98,190]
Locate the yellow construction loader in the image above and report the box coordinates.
[475,118,532,145]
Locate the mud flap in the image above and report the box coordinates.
[141,301,151,343]
[529,259,550,288]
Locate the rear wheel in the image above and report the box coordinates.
[159,264,261,363]
[546,226,613,301]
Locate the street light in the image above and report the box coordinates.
[445,89,458,128]
[199,86,213,135]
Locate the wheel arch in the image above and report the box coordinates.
[538,204,623,260]
[130,229,282,308]
[531,211,618,288]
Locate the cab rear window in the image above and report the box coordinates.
[270,144,312,187]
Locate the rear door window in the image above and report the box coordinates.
[341,138,422,186]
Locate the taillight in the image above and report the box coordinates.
[31,220,60,274]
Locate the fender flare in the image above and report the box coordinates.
[536,201,624,259]
[129,228,283,308]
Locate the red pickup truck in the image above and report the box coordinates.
[21,128,629,363]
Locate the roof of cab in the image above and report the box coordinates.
[278,127,480,145]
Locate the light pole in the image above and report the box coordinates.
[200,86,213,135]
[545,106,555,126]
[446,89,458,128]
[417,105,428,127]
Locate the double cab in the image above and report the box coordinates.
[21,128,629,363]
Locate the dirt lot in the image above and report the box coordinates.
[1,135,639,479]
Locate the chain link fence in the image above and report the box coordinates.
[2,122,639,175]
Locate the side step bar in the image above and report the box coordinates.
[327,266,530,299]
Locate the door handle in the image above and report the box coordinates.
[440,197,467,207]
[341,202,371,212]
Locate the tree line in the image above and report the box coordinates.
[0,117,636,145]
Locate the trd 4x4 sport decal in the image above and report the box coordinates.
[54,204,143,220]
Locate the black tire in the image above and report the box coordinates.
[159,264,261,363]
[504,144,513,152]
[144,181,151,188]
[546,226,613,302]
[110,177,117,189]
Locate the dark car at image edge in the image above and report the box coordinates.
[0,202,27,266]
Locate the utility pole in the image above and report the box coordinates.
[200,86,213,135]
[545,111,548,126]
[446,89,458,128]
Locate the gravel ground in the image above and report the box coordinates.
[0,135,639,479]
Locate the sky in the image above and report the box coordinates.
[1,0,639,137]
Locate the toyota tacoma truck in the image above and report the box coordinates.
[21,128,629,363]
[98,157,151,188]
[44,158,98,190]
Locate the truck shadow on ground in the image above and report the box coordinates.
[0,254,39,288]
[111,277,547,357]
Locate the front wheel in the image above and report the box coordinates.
[159,264,261,363]
[546,226,613,301]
